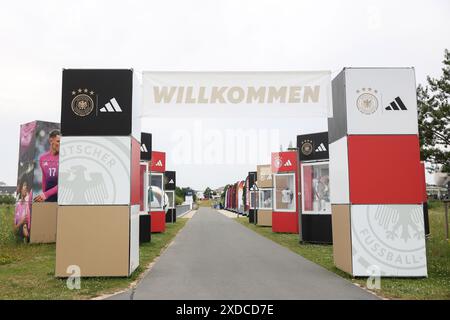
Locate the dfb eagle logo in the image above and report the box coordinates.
[374,205,424,242]
[59,165,108,204]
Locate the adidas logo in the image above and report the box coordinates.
[315,143,327,152]
[155,160,163,167]
[140,144,148,153]
[168,179,174,184]
[385,97,407,111]
[284,160,292,167]
[99,98,123,113]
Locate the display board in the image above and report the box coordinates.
[328,68,419,143]
[301,162,331,214]
[256,165,273,226]
[273,173,296,212]
[140,132,152,161]
[257,165,272,188]
[238,181,244,214]
[297,132,329,162]
[328,67,427,277]
[151,151,166,172]
[139,163,149,212]
[250,191,259,209]
[164,171,176,191]
[60,69,140,140]
[165,191,175,209]
[150,173,165,210]
[271,151,299,233]
[15,120,60,243]
[259,189,273,210]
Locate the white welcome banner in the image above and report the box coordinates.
[142,71,333,118]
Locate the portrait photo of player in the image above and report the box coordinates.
[14,180,31,242]
[33,129,60,202]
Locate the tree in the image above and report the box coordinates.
[203,187,212,199]
[0,195,15,205]
[417,49,450,173]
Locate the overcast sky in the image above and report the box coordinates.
[0,0,449,190]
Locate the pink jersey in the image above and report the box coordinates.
[15,200,31,230]
[39,151,59,201]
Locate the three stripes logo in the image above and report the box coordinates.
[140,144,149,153]
[315,143,327,152]
[284,160,292,167]
[100,98,123,113]
[155,160,163,167]
[385,97,407,111]
[168,179,174,184]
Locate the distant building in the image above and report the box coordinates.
[196,191,205,200]
[426,184,448,200]
[0,186,17,197]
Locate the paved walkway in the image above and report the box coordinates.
[108,207,377,300]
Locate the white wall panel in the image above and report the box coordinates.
[329,137,349,204]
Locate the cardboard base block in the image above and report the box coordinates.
[55,205,139,277]
[139,213,151,243]
[257,210,272,226]
[151,211,166,233]
[272,212,298,234]
[331,205,353,275]
[30,202,58,243]
[301,214,332,244]
[332,204,428,277]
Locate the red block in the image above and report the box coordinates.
[348,135,422,204]
[151,211,166,233]
[272,151,298,173]
[151,151,166,173]
[271,150,299,233]
[130,138,141,205]
[272,212,299,234]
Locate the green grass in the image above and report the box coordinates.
[236,200,450,300]
[0,205,187,300]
